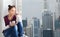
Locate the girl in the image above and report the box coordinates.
[3,5,24,37]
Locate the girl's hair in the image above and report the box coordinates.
[8,5,15,10]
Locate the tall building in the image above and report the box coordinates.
[25,25,32,37]
[43,30,53,37]
[42,11,53,30]
[22,19,27,28]
[54,14,60,37]
[42,11,54,37]
[44,0,48,10]
[23,19,32,37]
[56,0,60,17]
[55,0,60,30]
[31,17,40,37]
[54,30,60,37]
[55,16,60,30]
[58,0,60,16]
[53,0,60,37]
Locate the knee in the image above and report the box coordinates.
[11,25,17,31]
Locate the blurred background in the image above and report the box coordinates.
[22,0,60,37]
[0,0,60,37]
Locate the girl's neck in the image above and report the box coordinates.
[8,14,14,17]
[8,14,14,21]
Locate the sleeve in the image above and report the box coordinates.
[4,16,8,26]
[16,14,24,36]
[14,15,17,23]
[2,17,9,31]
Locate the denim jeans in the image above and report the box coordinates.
[3,22,24,37]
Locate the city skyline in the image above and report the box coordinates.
[22,0,58,25]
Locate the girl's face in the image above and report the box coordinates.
[9,7,16,15]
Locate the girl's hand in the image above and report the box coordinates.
[10,21,16,26]
[15,11,19,15]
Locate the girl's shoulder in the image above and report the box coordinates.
[4,15,8,19]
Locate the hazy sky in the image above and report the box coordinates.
[22,0,44,19]
[22,0,57,19]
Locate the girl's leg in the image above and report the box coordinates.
[3,29,11,37]
[3,26,18,37]
[10,26,18,37]
[17,22,24,37]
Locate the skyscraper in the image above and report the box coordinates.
[55,16,60,29]
[44,0,48,9]
[31,17,40,37]
[25,25,32,37]
[42,11,53,30]
[22,19,27,27]
[55,0,60,30]
[43,30,53,37]
[56,0,60,16]
[54,29,60,37]
[23,19,32,37]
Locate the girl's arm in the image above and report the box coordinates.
[2,18,9,31]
